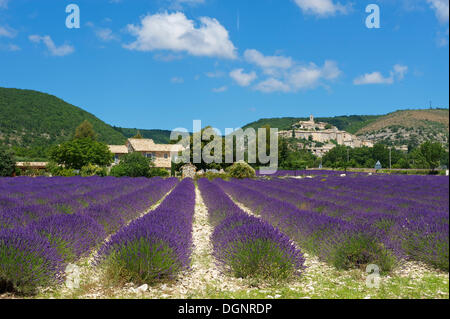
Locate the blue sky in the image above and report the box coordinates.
[0,0,448,131]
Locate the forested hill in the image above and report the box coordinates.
[112,127,173,144]
[0,87,127,159]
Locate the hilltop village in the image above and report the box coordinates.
[278,115,374,157]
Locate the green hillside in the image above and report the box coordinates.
[0,87,127,160]
[356,109,449,149]
[112,127,173,144]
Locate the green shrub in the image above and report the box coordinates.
[227,161,256,179]
[102,238,180,285]
[331,234,396,274]
[149,168,170,178]
[0,146,15,177]
[109,152,152,177]
[224,239,299,282]
[80,163,107,177]
[196,172,230,181]
[46,162,77,177]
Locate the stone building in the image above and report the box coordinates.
[108,138,184,170]
[181,163,196,179]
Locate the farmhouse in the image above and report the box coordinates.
[109,138,184,170]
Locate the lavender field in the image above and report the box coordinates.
[0,174,448,299]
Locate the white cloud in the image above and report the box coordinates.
[244,49,293,74]
[154,53,183,62]
[0,0,8,9]
[0,43,20,51]
[205,71,225,78]
[29,35,75,56]
[86,22,119,42]
[124,12,237,59]
[393,64,408,80]
[252,57,342,93]
[0,25,16,38]
[294,0,351,17]
[254,78,291,93]
[171,76,184,83]
[96,28,119,42]
[229,68,257,87]
[288,61,341,90]
[212,86,228,93]
[354,64,408,85]
[427,0,449,24]
[353,72,394,85]
[168,0,205,10]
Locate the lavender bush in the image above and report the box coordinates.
[0,228,64,295]
[198,179,304,281]
[96,179,195,285]
[26,214,106,262]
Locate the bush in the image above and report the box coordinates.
[0,146,15,177]
[109,152,152,177]
[80,163,107,177]
[0,228,64,295]
[227,161,256,179]
[102,238,180,285]
[223,238,301,281]
[27,214,106,263]
[212,213,304,282]
[195,172,230,181]
[331,233,396,273]
[149,167,170,178]
[46,162,77,177]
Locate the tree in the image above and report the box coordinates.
[74,120,97,140]
[0,146,16,177]
[413,141,445,171]
[322,145,347,166]
[133,131,144,139]
[226,161,256,179]
[50,138,113,170]
[173,126,228,172]
[110,152,153,177]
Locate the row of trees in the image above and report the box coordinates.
[170,124,448,172]
[321,141,448,171]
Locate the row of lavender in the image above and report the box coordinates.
[198,179,304,280]
[217,175,449,271]
[96,179,196,284]
[0,176,166,229]
[0,177,177,294]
